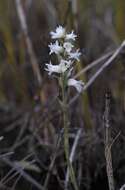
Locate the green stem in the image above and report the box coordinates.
[61,73,79,190]
[61,73,69,161]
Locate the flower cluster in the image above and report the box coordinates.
[45,25,84,93]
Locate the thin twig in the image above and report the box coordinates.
[0,152,14,159]
[104,93,115,190]
[74,50,114,79]
[108,131,121,151]
[0,153,33,185]
[12,113,29,150]
[10,173,22,190]
[65,129,82,188]
[15,0,42,87]
[42,0,57,26]
[119,184,125,190]
[2,158,44,190]
[69,40,125,105]
[43,130,63,189]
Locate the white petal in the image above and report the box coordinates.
[65,31,77,41]
[45,60,72,75]
[64,42,74,53]
[60,59,73,68]
[45,62,61,75]
[68,78,84,92]
[49,41,63,55]
[50,26,66,39]
[59,59,73,72]
[68,49,81,61]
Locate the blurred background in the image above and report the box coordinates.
[1,0,125,106]
[0,0,125,190]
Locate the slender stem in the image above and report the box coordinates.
[104,93,115,190]
[15,0,42,87]
[61,74,79,190]
[66,129,82,187]
[61,73,69,161]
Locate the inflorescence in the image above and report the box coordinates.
[45,25,84,93]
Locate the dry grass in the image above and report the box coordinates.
[0,0,125,190]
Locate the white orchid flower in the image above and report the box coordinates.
[49,41,63,55]
[45,26,84,93]
[65,31,77,41]
[45,60,72,75]
[68,78,84,93]
[45,62,61,75]
[68,49,81,61]
[61,59,73,68]
[63,42,74,53]
[50,26,66,39]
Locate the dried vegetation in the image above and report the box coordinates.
[0,0,125,190]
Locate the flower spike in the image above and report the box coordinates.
[68,78,84,93]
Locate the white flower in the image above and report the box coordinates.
[49,41,63,55]
[45,60,72,75]
[68,78,84,92]
[50,26,66,39]
[65,31,77,41]
[45,62,63,75]
[64,42,74,53]
[68,49,81,61]
[61,59,73,68]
